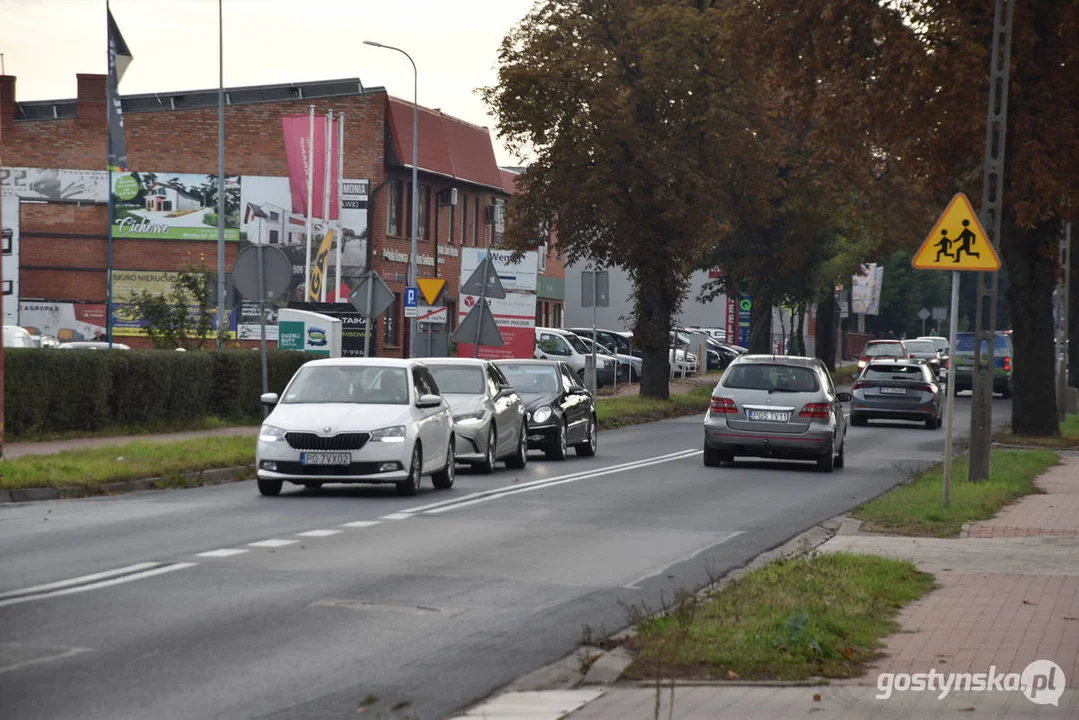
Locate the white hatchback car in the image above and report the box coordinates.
[256,358,455,497]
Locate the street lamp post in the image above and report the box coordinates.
[364,40,418,358]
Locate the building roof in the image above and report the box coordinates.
[498,169,519,195]
[385,97,505,193]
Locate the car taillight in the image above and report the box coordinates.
[915,384,935,393]
[710,397,737,414]
[852,380,873,390]
[799,403,830,419]
[1003,357,1011,371]
[909,354,916,358]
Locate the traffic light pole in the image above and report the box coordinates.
[969,0,1014,481]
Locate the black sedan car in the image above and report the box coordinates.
[493,359,598,460]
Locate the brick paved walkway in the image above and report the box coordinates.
[969,459,1079,538]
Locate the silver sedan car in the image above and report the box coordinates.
[425,358,528,473]
[703,355,851,472]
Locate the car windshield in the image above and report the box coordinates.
[426,365,485,394]
[723,364,820,392]
[563,333,590,354]
[903,341,935,353]
[281,365,409,405]
[864,343,904,357]
[497,364,562,394]
[600,333,630,353]
[865,364,927,381]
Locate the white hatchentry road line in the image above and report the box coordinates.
[296,529,341,538]
[0,562,160,601]
[0,563,196,609]
[196,549,249,558]
[340,521,381,528]
[379,513,411,520]
[247,539,298,548]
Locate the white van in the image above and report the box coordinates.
[534,326,616,386]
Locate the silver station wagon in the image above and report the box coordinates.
[703,355,851,472]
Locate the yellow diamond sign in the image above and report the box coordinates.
[417,277,447,305]
[912,193,1001,272]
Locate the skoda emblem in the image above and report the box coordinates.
[323,426,331,433]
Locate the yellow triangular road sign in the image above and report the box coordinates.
[417,277,447,305]
[912,193,1000,271]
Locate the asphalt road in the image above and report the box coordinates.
[0,396,1011,720]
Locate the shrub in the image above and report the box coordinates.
[4,348,315,438]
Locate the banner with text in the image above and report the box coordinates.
[111,172,241,240]
[456,247,538,359]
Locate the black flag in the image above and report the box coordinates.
[107,3,132,172]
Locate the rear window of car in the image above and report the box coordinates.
[903,341,935,353]
[864,343,904,357]
[955,333,1010,352]
[864,364,929,381]
[723,364,820,392]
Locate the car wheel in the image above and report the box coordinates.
[937,413,944,428]
[257,478,283,496]
[396,445,422,496]
[575,415,598,457]
[545,420,569,460]
[817,442,835,473]
[302,481,323,489]
[505,423,528,469]
[432,440,455,489]
[1001,385,1012,399]
[925,415,937,430]
[834,438,845,469]
[472,426,497,474]
[850,414,867,427]
[703,444,722,467]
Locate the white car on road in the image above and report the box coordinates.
[256,358,455,497]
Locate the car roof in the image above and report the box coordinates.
[493,358,563,367]
[866,339,903,345]
[730,354,822,368]
[535,327,573,337]
[865,358,925,367]
[304,357,415,368]
[420,357,487,367]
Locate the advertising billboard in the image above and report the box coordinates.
[456,247,538,359]
[19,301,108,342]
[1,195,18,324]
[111,171,241,241]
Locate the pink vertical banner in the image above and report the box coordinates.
[281,114,340,219]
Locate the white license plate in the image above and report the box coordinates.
[748,410,790,422]
[880,387,907,395]
[300,452,351,466]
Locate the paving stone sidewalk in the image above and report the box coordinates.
[556,457,1079,719]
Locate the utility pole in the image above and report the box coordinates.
[1059,220,1071,422]
[969,0,1014,481]
[216,0,227,348]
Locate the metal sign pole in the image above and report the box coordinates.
[473,250,491,359]
[256,242,269,416]
[363,270,374,358]
[943,270,960,507]
[591,276,598,397]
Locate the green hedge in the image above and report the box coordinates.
[4,349,317,438]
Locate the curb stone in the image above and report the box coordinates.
[0,465,255,504]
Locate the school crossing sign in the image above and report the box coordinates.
[912,193,1001,271]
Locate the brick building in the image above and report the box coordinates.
[0,73,564,356]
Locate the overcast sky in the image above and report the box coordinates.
[0,0,534,166]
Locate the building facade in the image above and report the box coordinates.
[1,73,527,357]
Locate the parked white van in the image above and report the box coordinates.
[534,327,617,387]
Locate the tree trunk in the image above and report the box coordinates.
[747,286,774,354]
[796,304,807,356]
[1070,227,1078,384]
[632,262,675,400]
[815,292,837,371]
[1001,219,1060,436]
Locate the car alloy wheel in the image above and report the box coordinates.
[506,424,528,469]
[546,420,569,460]
[575,415,598,457]
[433,441,455,489]
[397,445,422,496]
[475,426,497,474]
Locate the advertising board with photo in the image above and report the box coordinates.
[2,166,109,202]
[456,248,538,359]
[1,195,18,324]
[108,269,219,336]
[111,171,241,241]
[19,301,108,342]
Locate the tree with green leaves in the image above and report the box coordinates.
[132,259,218,350]
[484,0,768,398]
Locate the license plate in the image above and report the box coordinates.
[300,452,351,466]
[957,365,972,372]
[880,387,907,395]
[748,410,790,422]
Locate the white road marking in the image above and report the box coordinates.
[0,644,92,674]
[0,563,196,609]
[0,562,161,601]
[623,532,744,589]
[296,529,342,537]
[340,521,381,528]
[196,548,249,557]
[247,539,297,548]
[421,449,703,517]
[379,513,411,520]
[399,449,702,518]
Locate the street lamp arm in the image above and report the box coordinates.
[363,41,416,76]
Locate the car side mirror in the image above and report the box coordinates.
[497,385,516,398]
[836,392,853,403]
[260,392,279,406]
[416,393,442,409]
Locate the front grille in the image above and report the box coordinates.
[273,461,388,476]
[284,432,369,451]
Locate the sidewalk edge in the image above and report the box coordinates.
[0,465,255,504]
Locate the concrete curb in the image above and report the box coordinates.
[0,465,255,504]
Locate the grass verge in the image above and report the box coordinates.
[996,414,1079,449]
[596,386,713,430]
[853,449,1059,537]
[8,416,257,444]
[624,552,934,681]
[0,436,255,490]
[829,363,860,386]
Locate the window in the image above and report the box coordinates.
[269,210,280,221]
[484,365,503,396]
[384,293,399,345]
[473,197,480,246]
[553,303,562,328]
[281,365,409,405]
[536,301,544,326]
[863,343,905,358]
[418,185,431,241]
[387,180,403,236]
[449,201,456,244]
[538,243,547,272]
[560,363,581,390]
[420,367,441,396]
[427,365,485,394]
[723,364,820,392]
[268,229,280,245]
[461,194,469,245]
[538,333,571,356]
[864,364,927,381]
[412,368,432,397]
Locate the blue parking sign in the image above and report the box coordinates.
[404,286,419,318]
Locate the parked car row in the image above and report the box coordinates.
[254,356,598,497]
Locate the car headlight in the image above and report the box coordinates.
[453,411,487,425]
[259,424,286,442]
[532,406,553,423]
[687,353,697,362]
[370,425,406,443]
